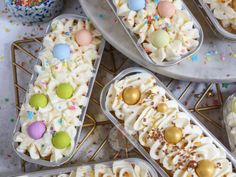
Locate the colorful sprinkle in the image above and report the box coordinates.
[191,54,199,62]
[27,111,34,120]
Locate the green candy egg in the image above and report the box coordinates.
[56,83,74,99]
[150,30,170,48]
[52,131,71,149]
[29,94,48,109]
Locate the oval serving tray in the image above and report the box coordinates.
[100,67,236,176]
[12,14,106,167]
[106,0,204,67]
[10,158,158,177]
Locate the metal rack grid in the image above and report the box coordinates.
[11,37,225,173]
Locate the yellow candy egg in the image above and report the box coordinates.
[196,160,215,177]
[122,87,141,105]
[164,127,183,144]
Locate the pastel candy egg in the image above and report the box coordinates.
[158,1,176,18]
[27,121,46,140]
[29,93,48,110]
[52,131,71,149]
[150,30,170,48]
[75,29,92,46]
[56,83,74,99]
[53,43,70,60]
[128,0,145,11]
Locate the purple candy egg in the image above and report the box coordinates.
[27,121,46,140]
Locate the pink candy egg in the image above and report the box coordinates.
[158,1,176,18]
[27,121,46,140]
[75,29,92,46]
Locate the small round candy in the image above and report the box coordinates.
[196,160,215,177]
[128,0,145,11]
[158,1,176,18]
[122,87,141,105]
[164,126,183,144]
[56,83,74,99]
[29,93,48,110]
[157,103,168,113]
[75,29,92,46]
[53,43,70,60]
[150,30,170,48]
[27,121,46,140]
[52,131,71,149]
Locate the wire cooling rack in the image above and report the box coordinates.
[11,37,228,173]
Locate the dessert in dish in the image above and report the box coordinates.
[42,160,151,177]
[105,72,236,177]
[13,17,102,162]
[224,94,236,155]
[112,0,201,63]
[203,0,236,34]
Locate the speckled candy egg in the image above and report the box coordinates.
[158,1,176,18]
[150,30,170,48]
[128,0,145,11]
[53,43,71,60]
[75,29,92,46]
[27,121,46,140]
[52,131,71,149]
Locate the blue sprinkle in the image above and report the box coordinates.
[154,0,160,3]
[27,111,34,120]
[154,15,159,20]
[58,118,63,125]
[191,54,199,62]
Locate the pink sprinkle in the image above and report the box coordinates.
[220,53,225,61]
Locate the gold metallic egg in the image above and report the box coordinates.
[157,103,168,113]
[122,87,141,105]
[196,160,215,177]
[164,127,183,144]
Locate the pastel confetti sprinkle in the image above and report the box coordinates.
[4,28,10,32]
[220,53,225,61]
[232,53,236,58]
[98,14,105,19]
[222,83,229,88]
[0,56,4,62]
[191,54,199,62]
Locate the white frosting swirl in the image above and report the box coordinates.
[106,73,236,176]
[51,161,151,177]
[203,0,236,32]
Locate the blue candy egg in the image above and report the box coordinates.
[128,0,146,11]
[53,43,70,60]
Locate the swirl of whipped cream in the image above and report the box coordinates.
[113,0,200,62]
[106,72,236,176]
[51,161,151,177]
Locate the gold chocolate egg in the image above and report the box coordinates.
[196,160,215,177]
[157,103,168,113]
[122,87,141,105]
[164,127,183,144]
